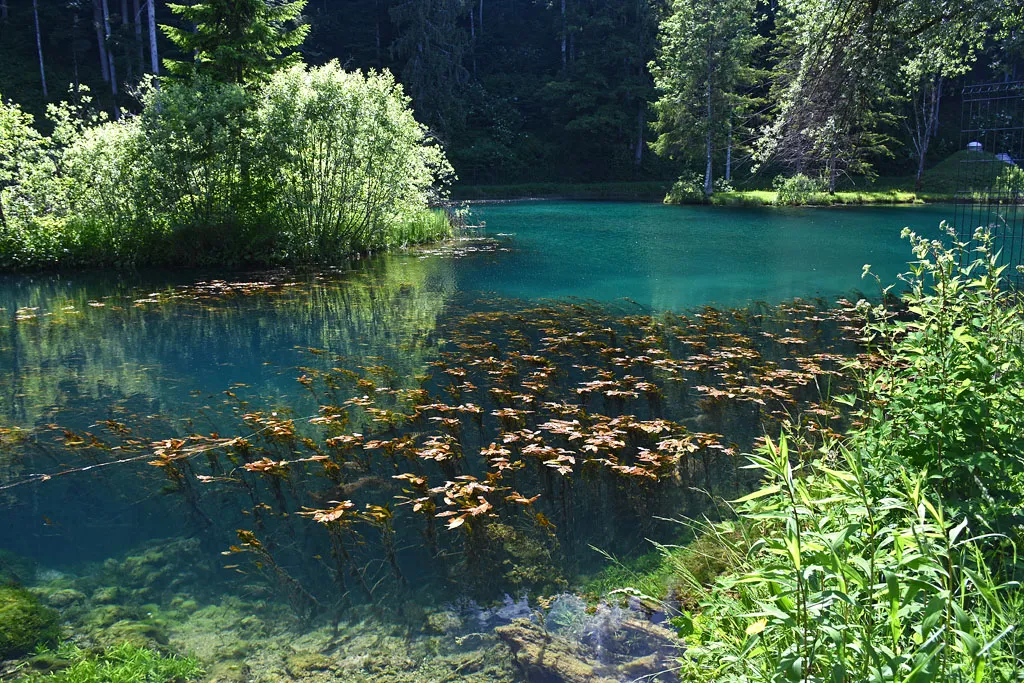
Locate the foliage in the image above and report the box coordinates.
[675,435,1023,682]
[664,172,708,204]
[162,0,309,84]
[17,642,203,682]
[0,63,452,271]
[772,174,822,206]
[662,229,1024,682]
[651,0,762,196]
[256,63,452,259]
[860,226,1024,527]
[0,586,60,659]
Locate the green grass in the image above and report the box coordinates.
[388,208,453,247]
[582,523,747,609]
[17,642,203,683]
[707,189,925,206]
[451,181,673,202]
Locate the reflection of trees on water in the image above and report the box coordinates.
[0,254,457,431]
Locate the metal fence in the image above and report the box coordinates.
[954,80,1024,283]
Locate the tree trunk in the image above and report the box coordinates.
[121,0,131,80]
[469,5,477,77]
[93,0,110,83]
[560,0,566,69]
[479,0,483,34]
[101,0,119,117]
[0,1,8,22]
[374,0,381,66]
[634,103,644,167]
[931,75,942,138]
[704,53,713,197]
[33,0,48,98]
[148,0,159,76]
[72,12,81,94]
[725,120,732,182]
[133,0,144,67]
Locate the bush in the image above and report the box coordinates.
[860,225,1024,528]
[664,172,707,204]
[0,66,453,271]
[773,173,822,205]
[256,63,452,260]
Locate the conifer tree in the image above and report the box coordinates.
[162,0,308,84]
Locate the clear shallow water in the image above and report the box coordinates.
[0,202,949,682]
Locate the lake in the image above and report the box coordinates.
[0,202,950,682]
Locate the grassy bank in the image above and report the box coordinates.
[451,181,672,202]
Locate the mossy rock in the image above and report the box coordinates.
[0,586,60,659]
[94,619,169,650]
[46,589,86,609]
[0,550,36,586]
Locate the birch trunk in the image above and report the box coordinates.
[33,0,48,98]
[725,121,732,181]
[133,0,143,66]
[101,0,119,107]
[479,0,483,34]
[94,0,110,83]
[148,0,159,75]
[634,104,644,166]
[704,49,713,197]
[560,0,566,68]
[1,1,8,21]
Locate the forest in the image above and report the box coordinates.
[1,0,1021,191]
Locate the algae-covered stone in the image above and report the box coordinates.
[0,586,60,659]
[284,651,335,676]
[92,586,120,604]
[96,619,169,649]
[425,610,464,634]
[495,618,615,683]
[46,589,86,608]
[0,550,36,585]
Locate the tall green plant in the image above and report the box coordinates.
[860,225,1024,528]
[676,435,1022,683]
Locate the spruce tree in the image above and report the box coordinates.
[162,0,308,84]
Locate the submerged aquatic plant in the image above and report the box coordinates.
[2,284,867,615]
[17,642,203,682]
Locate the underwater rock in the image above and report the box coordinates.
[495,619,616,683]
[0,550,36,585]
[0,586,60,659]
[425,609,464,634]
[25,652,72,674]
[92,586,120,604]
[46,588,86,608]
[284,651,336,676]
[84,604,138,628]
[95,619,170,649]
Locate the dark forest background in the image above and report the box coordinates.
[1,0,1021,186]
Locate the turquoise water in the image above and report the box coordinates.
[0,202,949,682]
[457,202,947,309]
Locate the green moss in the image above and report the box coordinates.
[17,642,203,682]
[0,586,60,659]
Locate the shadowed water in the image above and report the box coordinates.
[0,202,948,682]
